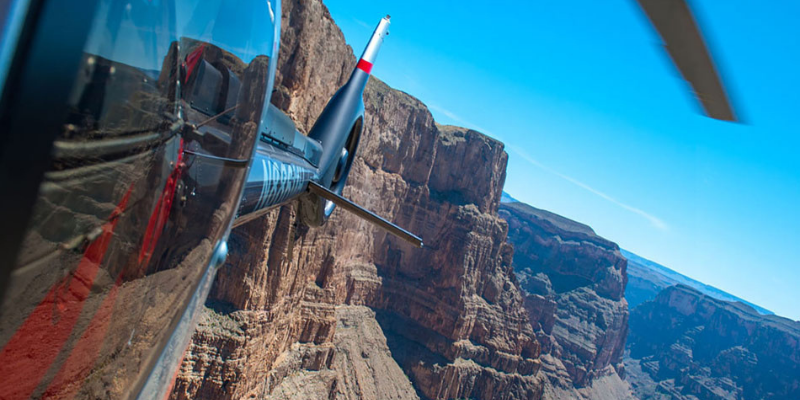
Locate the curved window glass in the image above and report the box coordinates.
[0,1,277,398]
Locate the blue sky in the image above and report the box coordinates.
[325,0,800,320]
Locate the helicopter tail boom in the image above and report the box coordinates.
[307,181,423,247]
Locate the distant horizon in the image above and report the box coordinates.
[326,0,800,320]
[620,248,775,316]
[501,190,786,320]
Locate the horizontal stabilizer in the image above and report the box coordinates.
[307,182,423,248]
[637,0,738,121]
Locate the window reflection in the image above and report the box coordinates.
[0,0,277,398]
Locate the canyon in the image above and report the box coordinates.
[171,0,540,398]
[623,250,773,314]
[168,0,798,399]
[625,285,800,400]
[499,201,632,400]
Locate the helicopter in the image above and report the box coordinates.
[0,0,735,399]
[0,1,416,398]
[635,0,737,122]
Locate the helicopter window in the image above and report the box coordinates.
[184,59,243,124]
[0,1,277,397]
[54,0,274,164]
[188,60,223,116]
[181,43,244,127]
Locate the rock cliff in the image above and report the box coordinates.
[626,284,800,400]
[170,0,542,399]
[498,201,631,399]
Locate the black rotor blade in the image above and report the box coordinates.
[637,0,738,121]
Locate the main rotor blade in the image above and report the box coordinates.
[636,0,737,121]
[308,181,423,248]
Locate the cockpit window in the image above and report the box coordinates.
[0,1,277,399]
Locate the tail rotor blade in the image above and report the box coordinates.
[307,182,423,248]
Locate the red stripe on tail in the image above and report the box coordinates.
[357,59,373,74]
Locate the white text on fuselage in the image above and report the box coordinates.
[255,158,311,210]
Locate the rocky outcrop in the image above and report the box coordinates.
[263,306,419,400]
[499,201,630,396]
[171,0,542,399]
[626,284,800,400]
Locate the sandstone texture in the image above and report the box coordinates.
[263,306,419,400]
[498,201,632,398]
[626,284,800,400]
[171,0,542,398]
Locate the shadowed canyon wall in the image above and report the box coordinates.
[626,284,800,400]
[499,201,632,400]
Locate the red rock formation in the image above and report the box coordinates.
[171,0,542,399]
[263,306,421,400]
[499,201,630,396]
[627,284,800,400]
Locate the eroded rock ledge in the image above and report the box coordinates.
[499,201,631,399]
[170,0,542,399]
[626,284,800,400]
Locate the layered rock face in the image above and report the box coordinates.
[264,306,420,400]
[171,0,542,399]
[626,284,800,400]
[498,201,630,397]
